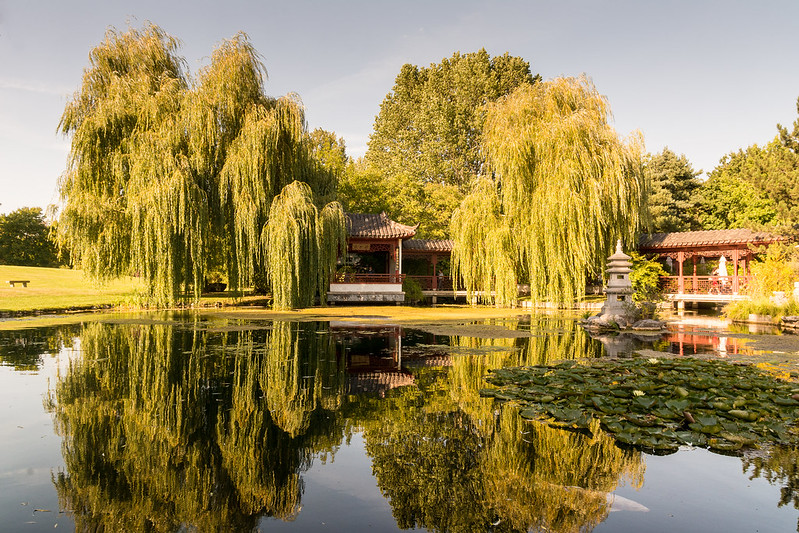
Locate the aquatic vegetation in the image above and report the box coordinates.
[482,357,799,454]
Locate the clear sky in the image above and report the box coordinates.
[1,0,798,215]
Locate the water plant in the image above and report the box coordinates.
[481,356,799,454]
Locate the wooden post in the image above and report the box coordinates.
[396,239,402,275]
[732,249,739,294]
[432,254,438,290]
[692,256,697,293]
[678,251,685,294]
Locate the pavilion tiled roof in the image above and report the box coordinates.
[638,229,786,250]
[346,213,418,239]
[403,239,454,252]
[346,371,415,395]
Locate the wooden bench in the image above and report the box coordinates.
[7,280,30,287]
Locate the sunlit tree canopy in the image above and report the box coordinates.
[451,76,647,305]
[56,24,343,307]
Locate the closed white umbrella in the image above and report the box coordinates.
[718,255,728,286]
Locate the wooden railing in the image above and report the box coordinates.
[333,273,404,284]
[331,273,456,290]
[407,275,454,291]
[659,275,750,295]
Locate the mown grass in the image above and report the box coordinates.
[0,265,143,312]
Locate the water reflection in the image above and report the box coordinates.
[0,325,79,370]
[743,445,799,531]
[47,319,348,530]
[0,314,789,531]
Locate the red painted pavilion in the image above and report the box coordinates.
[638,229,787,305]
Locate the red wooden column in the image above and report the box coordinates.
[692,255,697,293]
[432,254,439,290]
[678,251,685,294]
[732,249,740,294]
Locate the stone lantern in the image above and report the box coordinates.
[601,240,633,316]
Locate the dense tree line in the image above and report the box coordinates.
[55,24,799,307]
[647,97,799,235]
[341,49,539,239]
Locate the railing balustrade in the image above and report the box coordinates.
[333,272,404,284]
[659,275,750,295]
[407,275,454,291]
[331,273,455,290]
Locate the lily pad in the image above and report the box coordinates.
[481,356,799,454]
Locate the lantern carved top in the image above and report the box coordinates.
[607,240,632,273]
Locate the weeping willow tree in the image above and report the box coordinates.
[451,76,647,306]
[264,182,346,310]
[56,24,343,306]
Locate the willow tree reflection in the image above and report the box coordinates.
[48,319,346,531]
[481,407,644,532]
[742,445,799,532]
[450,316,602,427]
[360,320,642,533]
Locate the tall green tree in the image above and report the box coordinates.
[778,96,799,154]
[698,99,799,232]
[645,148,701,232]
[697,140,797,230]
[0,207,59,267]
[363,49,539,238]
[56,25,343,307]
[336,158,392,215]
[451,77,647,305]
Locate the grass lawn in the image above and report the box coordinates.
[0,265,143,312]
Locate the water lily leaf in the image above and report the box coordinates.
[634,396,658,410]
[708,438,742,452]
[674,386,689,398]
[695,415,720,426]
[651,408,679,420]
[665,399,691,412]
[773,396,799,407]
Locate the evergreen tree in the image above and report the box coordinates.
[645,148,701,233]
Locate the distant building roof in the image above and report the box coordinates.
[403,239,454,252]
[346,213,417,239]
[639,229,786,251]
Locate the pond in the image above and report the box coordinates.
[1,312,798,532]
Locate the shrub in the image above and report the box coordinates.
[724,298,799,321]
[403,276,424,305]
[629,252,668,303]
[746,243,798,298]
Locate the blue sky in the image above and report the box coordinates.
[1,0,798,215]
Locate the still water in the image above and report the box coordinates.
[0,313,797,532]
